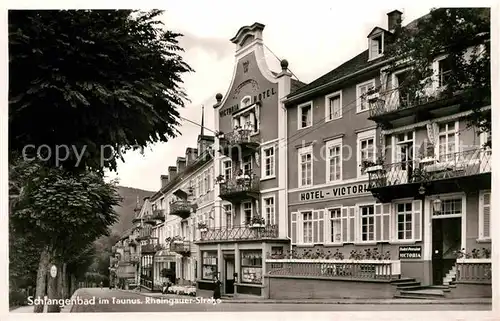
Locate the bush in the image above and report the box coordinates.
[9,289,27,308]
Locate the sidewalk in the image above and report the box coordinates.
[123,290,492,305]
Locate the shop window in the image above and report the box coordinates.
[240,251,262,284]
[202,251,217,280]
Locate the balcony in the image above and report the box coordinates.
[219,175,260,203]
[170,200,194,219]
[220,129,260,158]
[143,214,158,226]
[136,226,152,241]
[169,240,191,256]
[368,148,491,202]
[128,254,140,265]
[197,224,278,243]
[141,242,161,254]
[151,209,166,222]
[368,88,473,129]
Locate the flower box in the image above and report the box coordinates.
[173,240,183,244]
[199,228,208,233]
[456,258,491,264]
[367,92,380,102]
[366,165,384,173]
[250,224,264,228]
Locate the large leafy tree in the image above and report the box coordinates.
[384,7,490,141]
[9,9,193,171]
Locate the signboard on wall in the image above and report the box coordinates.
[399,246,422,259]
[299,182,370,201]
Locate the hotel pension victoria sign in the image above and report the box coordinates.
[299,182,370,202]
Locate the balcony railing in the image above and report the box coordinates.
[219,175,260,201]
[368,148,491,190]
[199,224,278,242]
[141,242,161,254]
[170,200,193,219]
[368,85,458,118]
[221,129,260,147]
[169,241,190,256]
[151,209,166,222]
[266,259,401,280]
[137,226,152,241]
[456,259,491,284]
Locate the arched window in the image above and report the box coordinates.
[241,96,252,108]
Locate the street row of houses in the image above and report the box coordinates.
[111,9,492,300]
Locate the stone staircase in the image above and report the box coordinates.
[442,265,457,285]
[392,271,457,300]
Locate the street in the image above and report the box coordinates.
[66,288,491,312]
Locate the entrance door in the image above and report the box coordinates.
[225,258,235,294]
[169,262,176,284]
[432,217,461,285]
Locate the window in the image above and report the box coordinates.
[298,102,313,129]
[437,57,451,88]
[206,168,212,191]
[298,146,313,187]
[240,251,262,284]
[357,129,376,177]
[360,205,375,242]
[433,198,462,217]
[241,96,252,108]
[262,146,275,178]
[325,91,342,121]
[222,160,232,180]
[369,34,384,60]
[242,155,252,175]
[479,191,491,240]
[302,211,313,244]
[242,202,252,225]
[224,204,233,228]
[233,102,259,133]
[202,251,218,280]
[396,202,413,240]
[197,175,203,196]
[263,197,275,225]
[329,208,342,243]
[438,121,459,161]
[356,80,375,113]
[326,138,342,182]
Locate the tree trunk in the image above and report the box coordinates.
[46,255,61,313]
[70,274,77,298]
[59,263,67,299]
[33,248,50,313]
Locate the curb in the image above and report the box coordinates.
[121,290,491,305]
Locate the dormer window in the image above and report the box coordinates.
[233,100,259,134]
[241,96,252,108]
[369,33,384,60]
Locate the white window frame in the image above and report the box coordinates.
[357,129,376,177]
[325,137,343,183]
[297,101,313,130]
[432,54,451,90]
[222,159,232,180]
[223,204,233,228]
[241,95,252,108]
[394,201,414,241]
[478,190,491,241]
[262,196,275,225]
[325,90,342,121]
[233,101,259,134]
[300,210,314,244]
[436,120,459,161]
[261,146,276,179]
[298,145,313,187]
[326,207,343,245]
[241,201,253,225]
[358,203,376,243]
[356,79,376,113]
[368,32,384,61]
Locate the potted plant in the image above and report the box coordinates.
[366,87,380,102]
[173,235,183,244]
[198,222,208,232]
[250,216,265,228]
[215,175,226,184]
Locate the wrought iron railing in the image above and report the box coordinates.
[456,259,491,283]
[266,259,401,280]
[368,85,456,118]
[219,175,260,197]
[368,148,491,189]
[141,242,161,254]
[170,241,190,254]
[199,224,278,241]
[151,209,166,221]
[221,129,260,146]
[137,226,152,240]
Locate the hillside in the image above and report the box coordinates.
[111,185,155,235]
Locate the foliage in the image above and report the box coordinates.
[454,247,491,259]
[9,224,41,290]
[267,248,391,260]
[197,222,208,230]
[384,8,490,138]
[9,10,193,171]
[250,216,265,226]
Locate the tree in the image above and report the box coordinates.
[9,155,121,312]
[9,10,193,172]
[384,8,490,143]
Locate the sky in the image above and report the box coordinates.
[103,1,482,192]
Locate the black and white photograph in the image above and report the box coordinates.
[4,1,497,319]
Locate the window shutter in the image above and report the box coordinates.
[341,207,349,243]
[382,203,391,241]
[482,192,491,239]
[348,207,356,242]
[375,204,382,242]
[318,209,325,243]
[412,200,422,241]
[291,212,298,244]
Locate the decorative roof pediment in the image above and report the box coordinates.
[367,26,387,38]
[230,22,265,48]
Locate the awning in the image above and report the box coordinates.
[173,189,188,199]
[154,250,177,263]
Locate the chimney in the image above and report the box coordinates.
[185,148,198,166]
[176,157,186,173]
[160,175,169,188]
[168,166,177,180]
[198,135,215,156]
[387,10,403,32]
